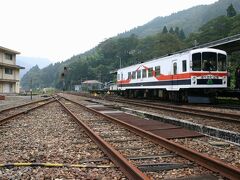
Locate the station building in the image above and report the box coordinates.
[0,46,24,94]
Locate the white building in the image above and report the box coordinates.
[0,46,24,94]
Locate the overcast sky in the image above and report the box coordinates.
[1,0,218,62]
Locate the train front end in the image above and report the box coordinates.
[190,48,228,89]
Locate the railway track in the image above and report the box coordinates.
[0,97,54,125]
[59,93,240,179]
[103,96,240,124]
[1,93,239,179]
[0,100,128,179]
[68,93,240,144]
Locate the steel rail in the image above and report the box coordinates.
[106,97,240,123]
[61,95,240,180]
[56,98,149,180]
[0,98,56,125]
[0,97,52,113]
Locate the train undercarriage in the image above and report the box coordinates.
[117,88,226,103]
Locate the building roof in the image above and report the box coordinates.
[82,80,103,84]
[0,62,25,69]
[0,46,20,54]
[0,79,19,82]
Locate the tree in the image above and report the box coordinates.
[174,27,180,36]
[227,4,237,17]
[179,29,186,40]
[169,27,174,34]
[162,26,168,34]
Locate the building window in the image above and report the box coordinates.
[5,53,13,60]
[182,60,187,72]
[5,68,13,75]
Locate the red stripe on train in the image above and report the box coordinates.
[117,72,227,84]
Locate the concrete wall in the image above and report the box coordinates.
[0,51,3,63]
[0,51,20,93]
[0,51,16,65]
[0,67,3,79]
[0,83,2,93]
[0,82,18,93]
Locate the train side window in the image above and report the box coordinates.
[121,73,123,80]
[173,62,177,75]
[148,67,153,77]
[182,60,187,72]
[128,72,131,79]
[192,53,201,71]
[137,70,141,79]
[117,73,120,81]
[142,69,147,78]
[132,71,136,79]
[155,66,161,76]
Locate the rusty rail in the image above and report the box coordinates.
[0,97,52,113]
[60,95,240,180]
[106,98,240,123]
[56,98,149,180]
[0,98,56,125]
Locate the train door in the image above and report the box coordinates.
[171,60,178,90]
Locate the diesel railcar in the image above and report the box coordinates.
[116,48,228,102]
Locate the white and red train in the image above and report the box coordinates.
[116,48,228,102]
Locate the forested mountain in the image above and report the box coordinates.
[21,2,240,90]
[119,0,240,38]
[17,56,51,78]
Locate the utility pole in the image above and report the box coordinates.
[30,78,32,100]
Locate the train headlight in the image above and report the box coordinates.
[223,76,227,84]
[192,76,197,85]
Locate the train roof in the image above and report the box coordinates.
[117,48,226,71]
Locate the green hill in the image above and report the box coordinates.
[118,0,240,38]
[21,1,240,90]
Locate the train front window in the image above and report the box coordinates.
[192,53,201,71]
[202,52,217,71]
[218,54,227,71]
